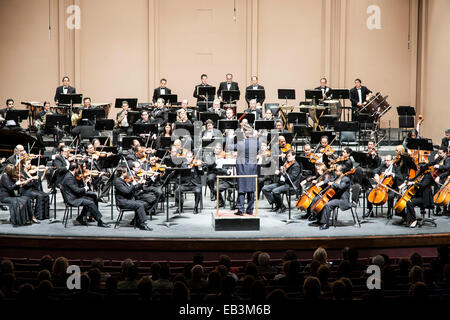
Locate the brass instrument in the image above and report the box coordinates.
[71,110,82,126]
[114,110,127,129]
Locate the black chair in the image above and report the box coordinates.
[332,184,361,228]
[114,201,138,229]
[60,186,81,228]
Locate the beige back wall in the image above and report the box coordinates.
[0,0,447,143]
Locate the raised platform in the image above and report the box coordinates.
[212,210,260,231]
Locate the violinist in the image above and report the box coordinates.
[0,164,34,226]
[60,162,109,227]
[19,158,50,221]
[257,142,275,199]
[278,136,292,161]
[262,150,301,213]
[51,146,74,187]
[206,143,227,201]
[5,144,26,166]
[441,128,450,152]
[313,164,351,230]
[365,154,404,218]
[330,148,353,172]
[135,159,164,216]
[127,146,148,170]
[366,140,381,168]
[396,163,435,228]
[114,165,152,231]
[174,151,204,214]
[302,144,319,164]
[318,136,336,167]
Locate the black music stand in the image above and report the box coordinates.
[114,98,138,110]
[160,94,178,105]
[45,114,70,145]
[133,123,158,136]
[202,139,223,150]
[89,136,109,145]
[159,136,172,149]
[218,120,238,131]
[101,154,121,219]
[254,120,275,131]
[222,90,240,104]
[318,115,338,130]
[5,110,29,128]
[198,86,216,107]
[167,112,177,124]
[59,93,82,132]
[311,130,335,145]
[331,89,349,100]
[305,90,323,105]
[297,156,316,177]
[82,108,106,121]
[163,167,191,227]
[236,113,255,125]
[246,89,265,103]
[397,106,416,131]
[126,111,141,125]
[137,102,153,110]
[95,119,115,132]
[278,89,296,100]
[199,112,220,125]
[293,125,313,144]
[287,112,308,126]
[406,138,434,163]
[121,136,141,151]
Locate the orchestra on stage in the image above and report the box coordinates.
[0,74,449,231]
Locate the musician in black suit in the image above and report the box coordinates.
[349,78,372,121]
[54,76,76,104]
[441,128,450,152]
[365,154,404,218]
[243,99,262,120]
[152,78,172,103]
[60,162,109,227]
[314,165,352,230]
[314,78,332,100]
[0,99,24,132]
[245,76,265,105]
[217,73,240,102]
[6,144,25,166]
[262,150,301,214]
[114,165,152,231]
[193,74,214,104]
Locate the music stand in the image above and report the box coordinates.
[222,90,240,104]
[351,152,372,168]
[305,90,323,106]
[167,112,177,124]
[246,89,265,103]
[293,125,312,138]
[254,120,275,131]
[297,156,316,175]
[45,114,70,144]
[331,89,349,100]
[163,167,191,227]
[198,86,216,107]
[278,89,296,100]
[81,108,106,123]
[114,98,138,110]
[287,112,308,126]
[218,120,238,132]
[160,94,178,105]
[126,111,141,125]
[121,136,141,150]
[58,93,82,132]
[159,136,172,149]
[174,123,194,136]
[133,123,158,136]
[137,102,153,110]
[199,112,220,124]
[406,138,434,161]
[334,121,359,132]
[318,115,338,129]
[5,110,29,124]
[236,113,255,125]
[95,119,115,132]
[311,130,335,145]
[102,154,122,218]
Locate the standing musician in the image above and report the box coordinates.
[349,78,372,120]
[60,162,109,227]
[19,158,50,221]
[396,163,435,228]
[114,165,152,231]
[113,100,133,146]
[365,154,404,218]
[262,150,301,214]
[193,73,214,104]
[174,151,204,214]
[315,78,333,100]
[153,78,171,103]
[312,164,352,230]
[54,76,76,105]
[245,75,265,106]
[217,73,240,102]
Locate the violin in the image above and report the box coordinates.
[307,153,320,163]
[281,144,292,153]
[28,165,47,175]
[189,159,202,168]
[328,155,349,166]
[320,144,335,157]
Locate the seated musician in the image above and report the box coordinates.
[366,140,381,169]
[365,154,404,218]
[262,150,301,213]
[60,161,109,227]
[331,148,353,172]
[113,100,133,146]
[431,147,450,215]
[257,142,276,199]
[181,98,197,122]
[275,120,288,133]
[172,139,188,158]
[278,136,292,161]
[202,119,222,140]
[208,99,225,119]
[403,129,420,150]
[313,164,351,230]
[224,107,235,120]
[0,99,25,132]
[395,145,417,179]
[5,144,26,166]
[129,161,161,216]
[243,99,262,120]
[114,165,152,231]
[83,143,108,193]
[173,108,192,128]
[349,78,372,120]
[151,98,168,127]
[36,101,65,148]
[302,144,319,163]
[71,97,99,138]
[174,151,204,214]
[315,78,333,101]
[396,163,434,228]
[54,76,76,105]
[300,161,330,220]
[206,143,227,201]
[153,78,171,103]
[441,128,450,151]
[263,109,275,121]
[318,136,336,167]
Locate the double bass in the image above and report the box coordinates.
[311,168,355,215]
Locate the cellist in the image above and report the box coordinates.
[365,154,404,218]
[396,163,435,228]
[430,147,450,215]
[312,164,352,230]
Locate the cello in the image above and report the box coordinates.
[433,176,450,207]
[367,155,401,206]
[296,166,334,211]
[393,166,432,214]
[311,168,355,215]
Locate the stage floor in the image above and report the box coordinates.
[0,190,449,240]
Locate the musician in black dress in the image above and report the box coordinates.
[152,78,172,103]
[20,158,50,220]
[114,165,152,231]
[60,162,109,227]
[54,76,76,104]
[0,164,34,226]
[314,165,352,230]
